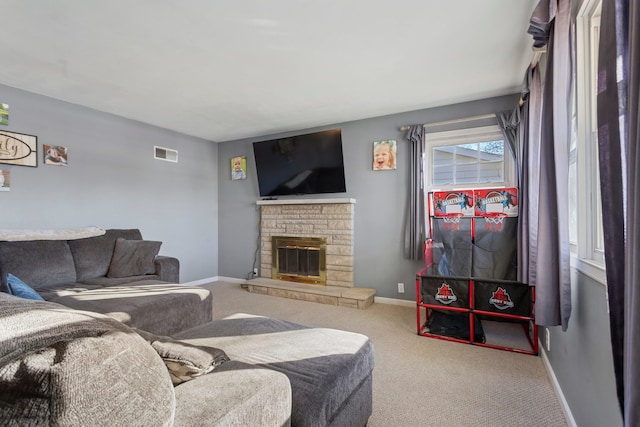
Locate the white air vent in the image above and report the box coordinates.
[154,146,178,163]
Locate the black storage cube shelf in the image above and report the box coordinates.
[421,276,470,309]
[474,280,531,317]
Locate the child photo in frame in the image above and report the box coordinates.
[0,169,9,191]
[373,140,397,170]
[43,145,68,166]
[231,156,247,180]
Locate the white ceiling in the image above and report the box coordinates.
[0,1,537,142]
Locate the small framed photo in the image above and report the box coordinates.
[43,145,68,166]
[373,140,397,170]
[0,130,37,167]
[0,169,10,192]
[231,156,247,180]
[0,103,8,126]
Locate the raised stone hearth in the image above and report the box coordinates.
[246,278,375,309]
[245,198,376,309]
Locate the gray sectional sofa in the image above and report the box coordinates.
[0,228,212,336]
[0,293,293,426]
[0,228,375,426]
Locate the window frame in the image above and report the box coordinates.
[572,0,606,284]
[424,125,516,192]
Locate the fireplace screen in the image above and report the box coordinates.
[272,236,327,285]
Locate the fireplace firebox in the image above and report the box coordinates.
[272,236,327,285]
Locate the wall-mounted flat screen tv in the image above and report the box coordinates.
[253,128,347,197]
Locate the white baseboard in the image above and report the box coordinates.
[374,296,415,307]
[184,276,247,286]
[214,276,247,284]
[539,340,577,427]
[183,277,219,286]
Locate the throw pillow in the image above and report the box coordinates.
[4,273,44,300]
[136,329,230,385]
[107,238,162,278]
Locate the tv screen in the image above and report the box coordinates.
[252,128,347,197]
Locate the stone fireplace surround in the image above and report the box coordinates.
[244,198,375,309]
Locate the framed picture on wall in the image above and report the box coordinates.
[0,103,8,126]
[373,140,397,170]
[43,144,68,166]
[231,156,247,180]
[0,130,37,167]
[0,169,9,192]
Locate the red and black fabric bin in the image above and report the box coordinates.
[474,280,532,317]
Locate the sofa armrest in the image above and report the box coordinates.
[155,256,180,283]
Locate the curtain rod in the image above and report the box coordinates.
[399,113,496,132]
[519,46,547,106]
[530,45,546,69]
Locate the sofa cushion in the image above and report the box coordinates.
[35,282,105,300]
[3,273,44,300]
[47,282,213,336]
[0,240,77,289]
[136,329,230,385]
[0,296,176,426]
[107,238,161,278]
[69,229,143,281]
[173,361,292,427]
[177,313,375,427]
[78,275,162,287]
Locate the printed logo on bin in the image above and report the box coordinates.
[489,287,514,310]
[435,282,458,305]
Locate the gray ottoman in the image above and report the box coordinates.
[176,313,374,427]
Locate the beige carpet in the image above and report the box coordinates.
[200,281,569,427]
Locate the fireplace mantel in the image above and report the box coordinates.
[257,198,356,206]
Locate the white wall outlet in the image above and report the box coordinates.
[545,328,551,352]
[253,268,258,275]
[398,282,405,293]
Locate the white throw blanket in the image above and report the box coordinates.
[0,226,106,242]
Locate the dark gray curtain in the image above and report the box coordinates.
[496,109,520,172]
[597,0,639,423]
[537,0,572,330]
[526,0,572,330]
[513,66,542,285]
[496,108,523,279]
[524,65,544,288]
[597,0,626,413]
[404,125,426,260]
[626,2,640,424]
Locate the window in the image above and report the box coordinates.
[425,125,515,191]
[573,0,605,282]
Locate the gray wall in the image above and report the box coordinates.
[217,94,518,298]
[546,271,622,427]
[0,84,219,282]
